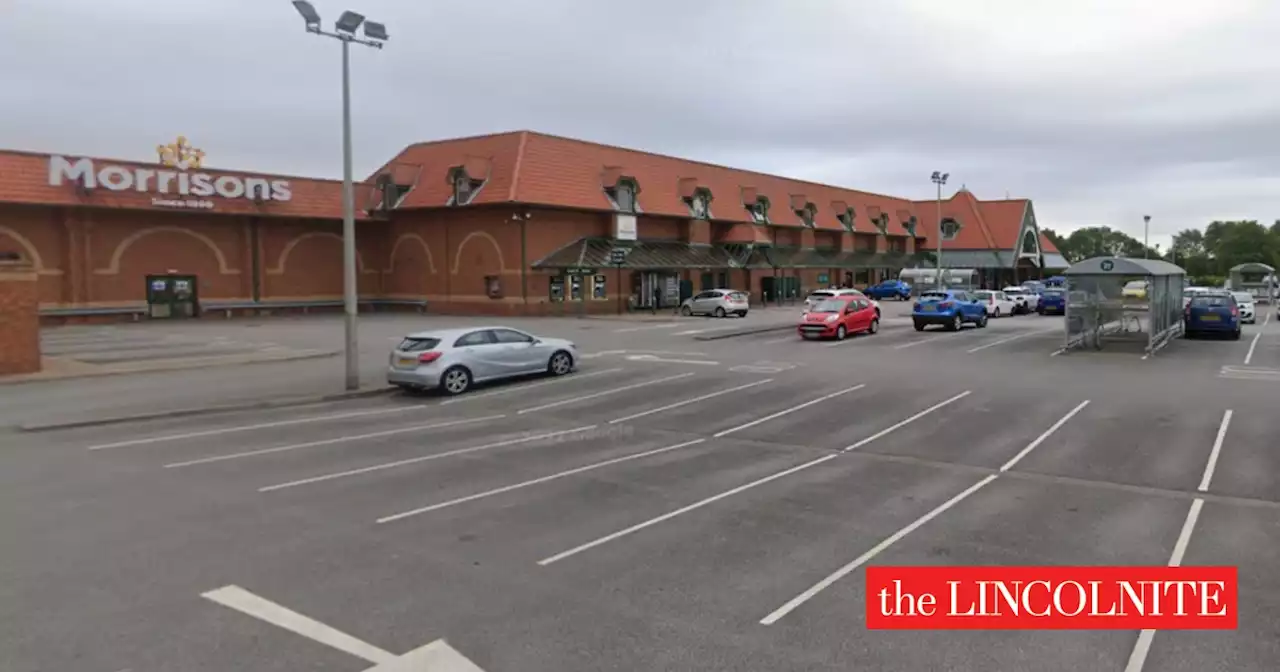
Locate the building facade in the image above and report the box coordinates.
[0,131,1066,323]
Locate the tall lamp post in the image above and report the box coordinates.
[1143,215,1151,260]
[291,1,388,391]
[930,171,949,288]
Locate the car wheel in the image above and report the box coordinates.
[867,318,880,335]
[548,350,573,376]
[736,310,747,317]
[993,307,1001,318]
[714,307,727,318]
[1037,307,1044,315]
[680,305,693,316]
[1231,329,1242,341]
[977,313,989,328]
[439,366,472,396]
[913,320,926,332]
[948,314,962,331]
[835,325,847,340]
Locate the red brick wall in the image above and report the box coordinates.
[0,260,40,374]
[637,216,680,240]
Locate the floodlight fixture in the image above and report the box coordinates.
[292,0,322,30]
[335,10,365,34]
[363,21,388,41]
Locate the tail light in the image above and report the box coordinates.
[418,351,442,363]
[1231,305,1239,317]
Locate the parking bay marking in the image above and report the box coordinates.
[612,323,685,333]
[608,379,772,424]
[440,368,621,405]
[516,372,695,414]
[966,327,1058,353]
[377,438,708,524]
[201,585,486,671]
[1123,498,1205,672]
[761,399,1090,625]
[1243,332,1261,365]
[1197,410,1232,492]
[624,354,720,366]
[164,416,505,469]
[539,391,972,567]
[258,425,600,492]
[713,384,867,438]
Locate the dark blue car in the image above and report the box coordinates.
[1037,288,1066,315]
[912,290,989,332]
[865,279,912,301]
[1184,292,1241,340]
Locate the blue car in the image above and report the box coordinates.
[865,279,913,301]
[912,290,989,331]
[1184,292,1241,340]
[1037,288,1066,315]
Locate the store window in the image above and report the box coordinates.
[592,274,608,300]
[569,275,584,301]
[549,276,565,302]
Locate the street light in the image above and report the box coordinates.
[930,171,949,289]
[290,1,388,391]
[1143,215,1151,260]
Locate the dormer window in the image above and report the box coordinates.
[837,207,856,232]
[796,203,817,228]
[686,188,712,219]
[747,197,770,224]
[448,167,486,206]
[375,174,412,211]
[904,216,918,237]
[605,179,639,214]
[874,214,889,235]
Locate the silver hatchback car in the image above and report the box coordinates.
[387,326,578,395]
[680,289,750,317]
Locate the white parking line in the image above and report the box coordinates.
[164,416,504,468]
[713,384,866,438]
[998,400,1091,471]
[202,585,396,664]
[673,324,744,335]
[761,400,1087,625]
[440,368,621,405]
[608,379,773,424]
[612,323,684,333]
[537,453,841,566]
[377,439,708,523]
[258,425,599,492]
[1197,410,1232,492]
[1123,498,1205,672]
[87,403,436,451]
[892,333,952,349]
[966,328,1055,353]
[1243,333,1261,365]
[762,335,796,345]
[842,391,971,452]
[516,373,695,414]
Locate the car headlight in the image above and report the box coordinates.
[825,314,838,323]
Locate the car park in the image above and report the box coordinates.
[972,289,1017,318]
[387,326,577,395]
[680,289,750,317]
[796,294,880,340]
[1037,287,1066,315]
[1183,292,1242,340]
[1230,291,1257,324]
[912,289,989,331]
[1002,286,1040,314]
[864,279,913,301]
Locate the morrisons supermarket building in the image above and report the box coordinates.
[0,131,1068,322]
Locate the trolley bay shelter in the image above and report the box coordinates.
[0,129,1066,321]
[1061,257,1186,357]
[1226,263,1276,303]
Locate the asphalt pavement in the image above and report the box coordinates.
[2,302,1279,671]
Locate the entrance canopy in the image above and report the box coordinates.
[1062,256,1187,357]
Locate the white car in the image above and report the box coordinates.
[1231,291,1256,324]
[973,289,1018,317]
[1002,286,1040,314]
[1183,286,1212,308]
[804,289,881,318]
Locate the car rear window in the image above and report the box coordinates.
[1231,293,1253,303]
[1042,289,1064,297]
[1190,296,1230,307]
[920,291,948,300]
[728,291,748,301]
[397,337,440,352]
[808,291,833,299]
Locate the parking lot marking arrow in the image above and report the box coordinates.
[363,640,486,671]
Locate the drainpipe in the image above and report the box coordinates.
[519,213,529,307]
[249,217,262,302]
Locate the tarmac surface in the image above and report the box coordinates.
[2,302,1278,671]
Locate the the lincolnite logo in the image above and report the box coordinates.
[48,136,292,209]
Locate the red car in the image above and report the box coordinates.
[797,294,880,340]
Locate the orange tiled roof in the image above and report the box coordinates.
[0,149,354,219]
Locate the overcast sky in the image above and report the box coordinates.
[6,0,1280,250]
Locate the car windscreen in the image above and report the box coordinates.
[920,292,949,300]
[397,336,441,352]
[1190,296,1231,308]
[810,299,849,312]
[1124,281,1147,289]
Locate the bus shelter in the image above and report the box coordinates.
[1062,257,1186,356]
[1226,263,1276,304]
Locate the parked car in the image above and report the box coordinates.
[387,326,577,395]
[797,295,880,341]
[1002,286,1041,314]
[1037,287,1066,315]
[1230,291,1257,324]
[1122,280,1149,300]
[680,289,749,317]
[912,290,989,331]
[1184,292,1241,340]
[1020,280,1047,295]
[972,289,1018,318]
[804,289,880,319]
[864,279,913,301]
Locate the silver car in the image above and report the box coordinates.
[680,289,749,317]
[387,326,577,395]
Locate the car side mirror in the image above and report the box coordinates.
[529,338,541,345]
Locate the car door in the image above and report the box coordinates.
[955,292,979,319]
[490,328,543,373]
[853,298,874,330]
[452,329,501,380]
[690,291,716,314]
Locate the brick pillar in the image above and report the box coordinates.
[684,219,711,246]
[0,260,41,375]
[838,232,855,252]
[799,227,816,250]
